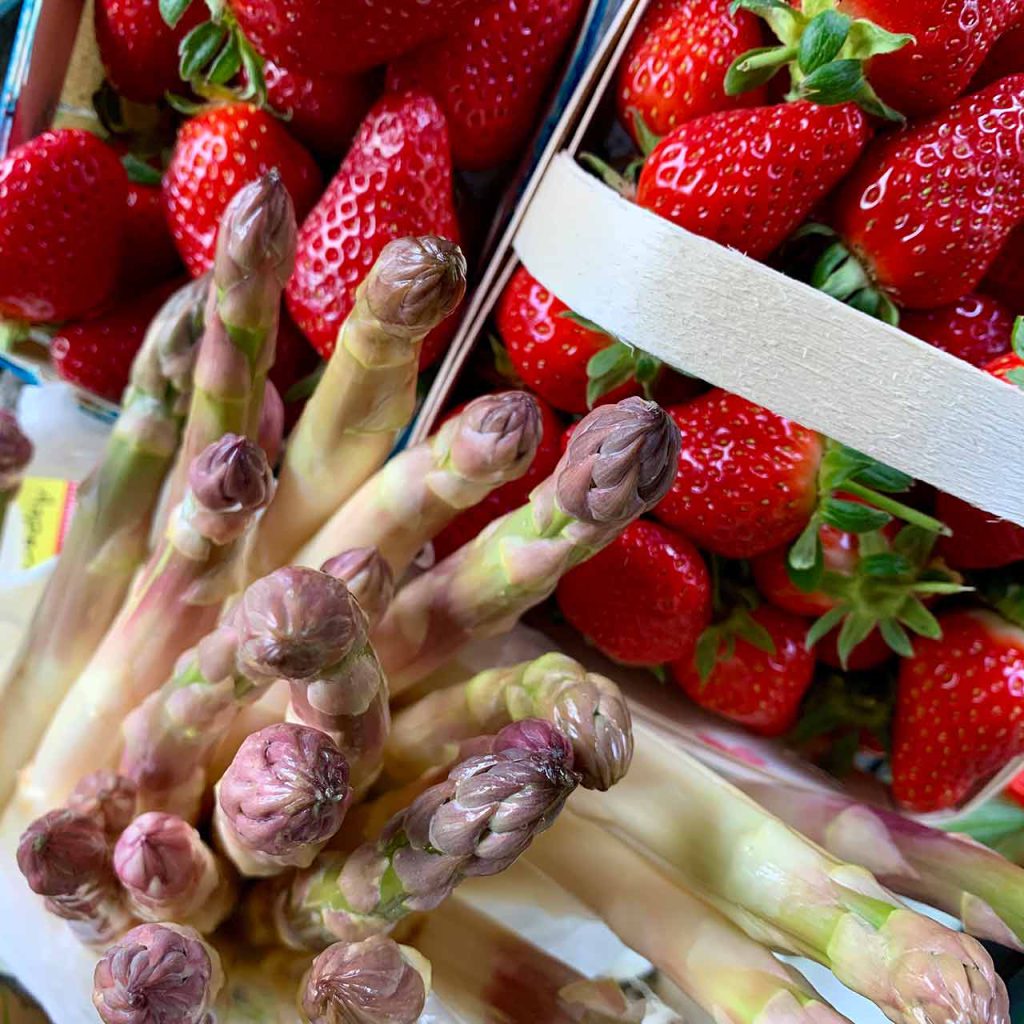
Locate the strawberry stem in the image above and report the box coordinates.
[841,480,950,537]
[578,154,637,201]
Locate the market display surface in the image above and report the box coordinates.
[1,0,1024,1021]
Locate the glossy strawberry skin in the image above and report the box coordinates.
[495,267,641,415]
[891,610,1024,812]
[900,293,1014,368]
[94,0,205,103]
[831,75,1024,310]
[636,101,869,260]
[557,519,712,665]
[227,0,485,75]
[936,491,1024,571]
[285,91,460,364]
[51,280,182,402]
[654,391,823,558]
[0,130,127,323]
[983,224,1024,311]
[387,0,585,171]
[432,394,563,561]
[617,0,766,144]
[972,22,1024,90]
[163,104,322,277]
[119,181,183,294]
[835,0,1024,117]
[672,605,817,736]
[264,61,379,160]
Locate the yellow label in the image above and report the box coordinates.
[15,478,78,569]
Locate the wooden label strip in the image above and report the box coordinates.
[515,154,1024,526]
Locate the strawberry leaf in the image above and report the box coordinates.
[798,11,850,75]
[627,109,662,158]
[836,611,878,667]
[208,33,242,85]
[559,310,611,336]
[284,363,325,402]
[822,497,892,533]
[798,58,865,105]
[488,335,521,383]
[1006,368,1024,391]
[899,597,941,639]
[236,33,267,105]
[725,46,795,96]
[731,611,777,655]
[853,458,913,494]
[586,343,636,408]
[180,21,228,79]
[694,628,722,684]
[859,552,911,577]
[844,19,914,60]
[879,618,914,658]
[160,0,195,28]
[805,605,846,650]
[121,154,162,186]
[1013,316,1024,360]
[788,518,823,572]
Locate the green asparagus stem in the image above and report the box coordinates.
[737,779,1024,952]
[93,923,225,1024]
[113,811,236,932]
[160,171,296,524]
[117,565,366,820]
[529,811,852,1024]
[214,722,351,877]
[247,719,579,950]
[301,935,431,1024]
[385,651,632,791]
[373,397,681,696]
[0,277,206,810]
[0,409,32,540]
[18,435,273,814]
[297,390,542,576]
[572,721,1009,1024]
[16,809,134,945]
[251,235,468,578]
[67,771,138,841]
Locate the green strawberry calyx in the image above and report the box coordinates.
[725,0,912,122]
[1006,317,1024,392]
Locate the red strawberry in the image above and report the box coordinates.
[225,0,487,76]
[119,180,183,293]
[387,0,586,171]
[891,609,1024,812]
[984,225,1024,312]
[672,604,817,737]
[817,626,894,670]
[50,280,182,402]
[972,22,1024,90]
[636,101,870,261]
[432,394,563,560]
[900,293,1014,368]
[936,492,1024,571]
[820,76,1024,313]
[495,267,654,414]
[0,130,127,323]
[654,391,824,557]
[94,0,205,103]
[269,312,321,431]
[163,103,322,277]
[264,61,379,160]
[556,520,712,665]
[616,0,767,145]
[286,92,460,366]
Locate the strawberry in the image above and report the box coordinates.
[387,0,585,171]
[495,267,656,414]
[162,103,322,277]
[286,91,461,366]
[616,0,767,146]
[269,312,322,431]
[983,225,1024,313]
[936,492,1024,571]
[972,22,1024,90]
[119,178,183,294]
[225,0,487,76]
[891,609,1024,812]
[556,520,712,665]
[672,603,817,737]
[0,130,127,324]
[264,61,379,160]
[636,101,869,261]
[818,76,1024,315]
[432,393,563,560]
[729,0,1023,120]
[50,280,182,402]
[900,293,1014,368]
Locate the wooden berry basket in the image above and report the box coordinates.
[414,0,1024,823]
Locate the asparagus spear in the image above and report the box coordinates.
[529,811,851,1024]
[373,397,681,695]
[251,234,468,577]
[116,565,366,819]
[19,434,273,813]
[737,779,1024,952]
[297,390,543,576]
[214,723,351,877]
[160,171,296,522]
[0,277,206,809]
[93,923,224,1024]
[16,809,134,945]
[301,935,431,1024]
[386,651,632,791]
[320,547,396,627]
[572,722,1009,1024]
[113,811,236,932]
[0,409,32,539]
[67,771,138,841]
[258,379,286,468]
[247,719,579,950]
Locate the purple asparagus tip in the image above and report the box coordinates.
[492,719,574,768]
[68,772,138,840]
[321,547,396,626]
[447,391,542,482]
[302,936,428,1024]
[93,923,222,1024]
[219,723,351,857]
[189,434,274,513]
[17,810,108,897]
[0,410,32,487]
[218,170,297,286]
[113,813,204,903]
